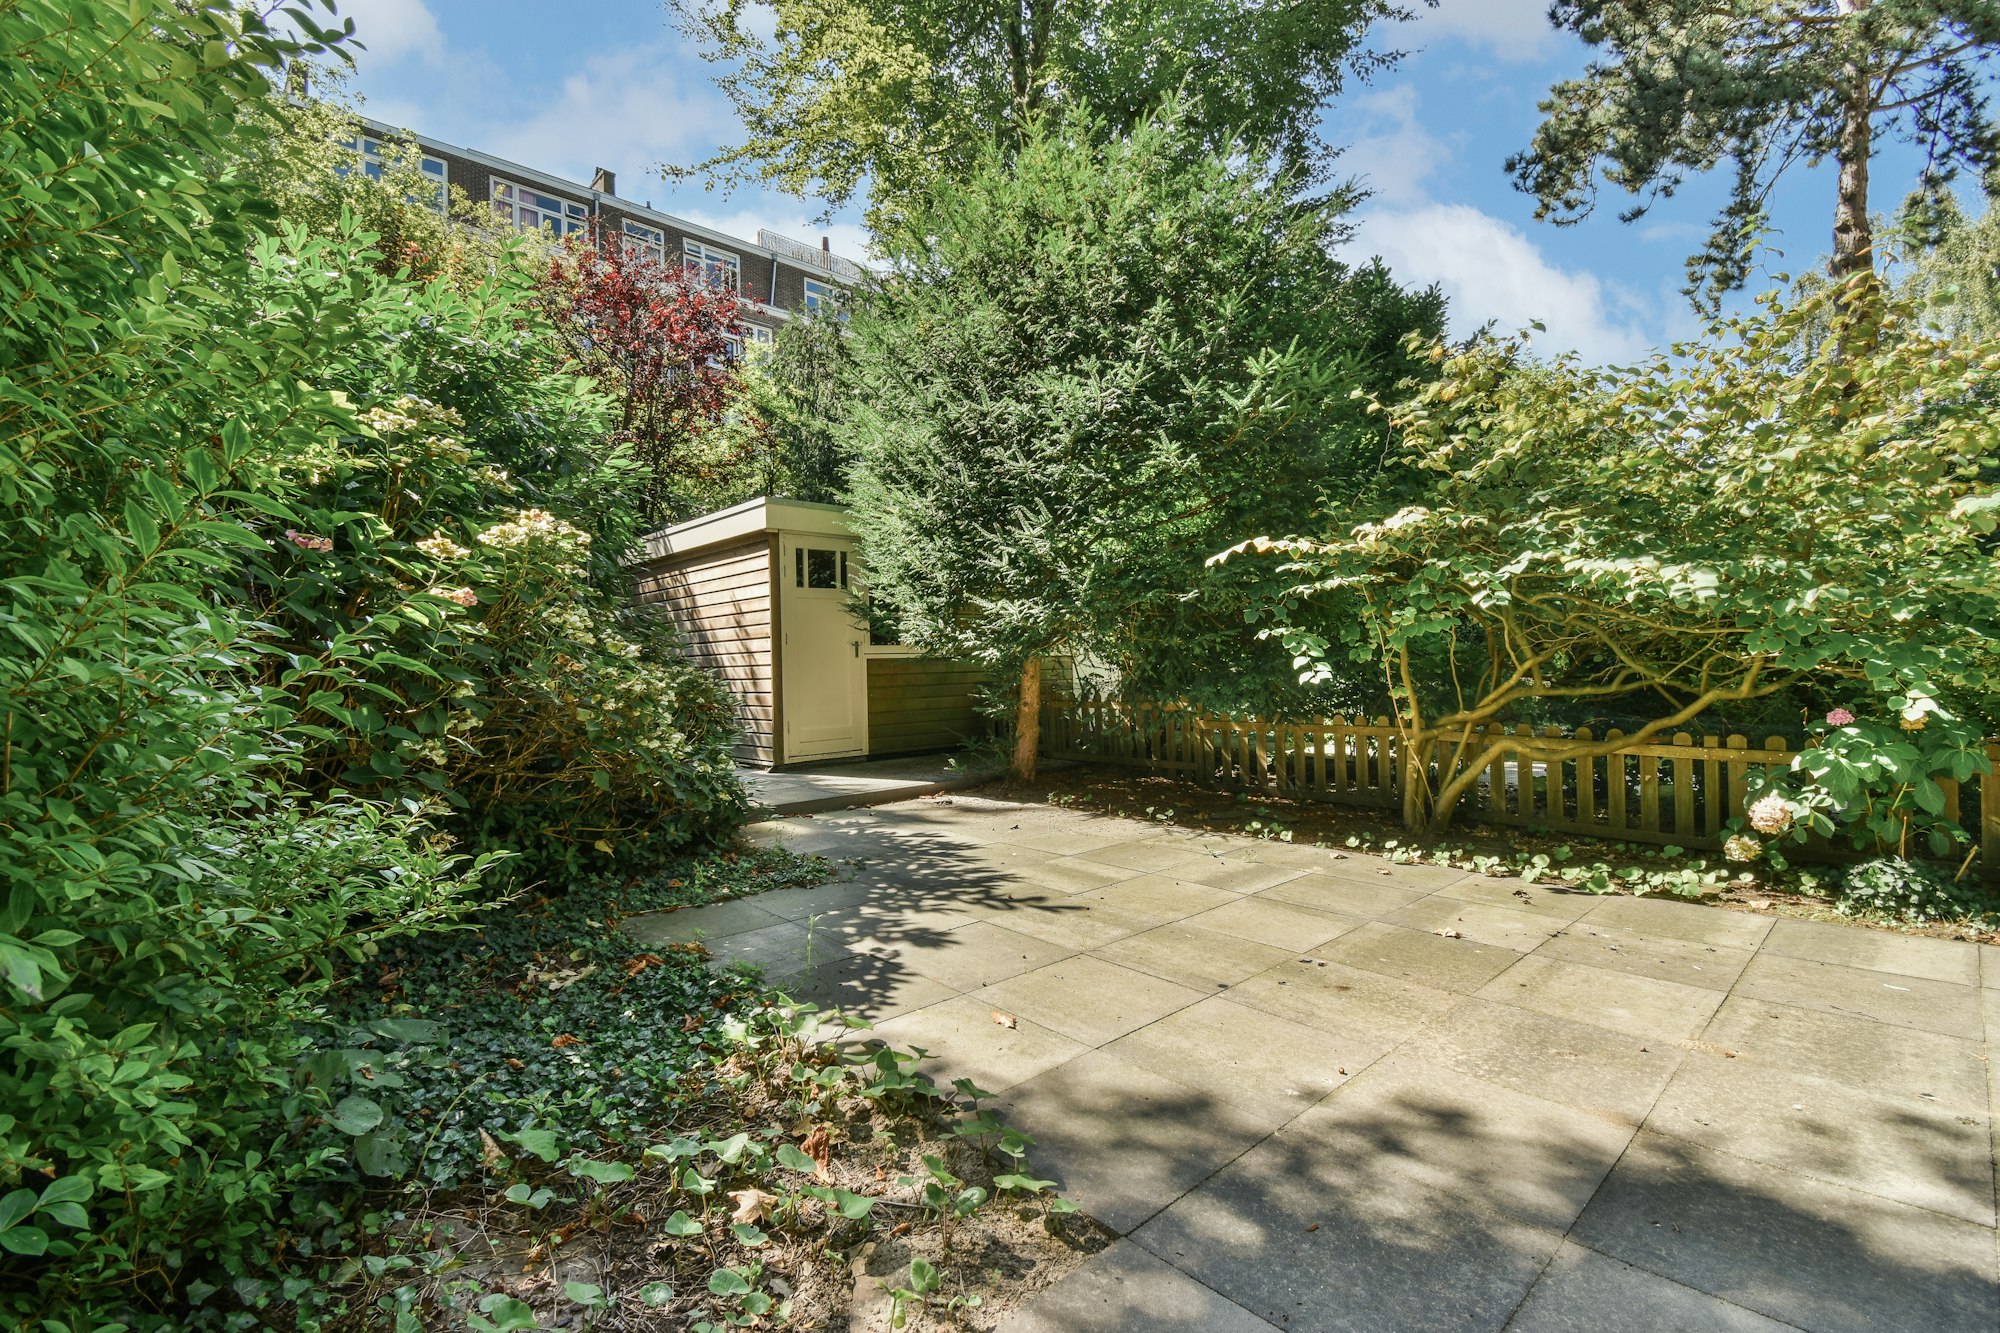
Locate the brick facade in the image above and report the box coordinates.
[361,118,855,337]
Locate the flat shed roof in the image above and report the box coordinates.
[634,497,852,561]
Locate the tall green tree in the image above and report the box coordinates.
[671,0,1421,217]
[842,107,1443,778]
[1890,188,2000,336]
[1509,1,2000,305]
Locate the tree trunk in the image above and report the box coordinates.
[1830,3,1874,283]
[1011,656,1042,782]
[1399,734,1433,833]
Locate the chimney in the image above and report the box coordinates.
[590,167,616,196]
[821,235,831,267]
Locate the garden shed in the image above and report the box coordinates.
[632,497,985,767]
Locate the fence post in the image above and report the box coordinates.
[1986,741,2000,887]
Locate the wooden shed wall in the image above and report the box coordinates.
[867,658,986,756]
[633,536,777,765]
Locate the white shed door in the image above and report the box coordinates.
[779,536,868,761]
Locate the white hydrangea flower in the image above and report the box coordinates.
[416,533,470,562]
[1723,835,1763,863]
[1746,794,1794,836]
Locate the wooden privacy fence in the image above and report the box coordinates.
[1038,697,2000,885]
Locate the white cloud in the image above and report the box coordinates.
[1336,85,1452,206]
[1351,204,1659,363]
[483,44,739,187]
[1415,0,1560,63]
[330,0,445,67]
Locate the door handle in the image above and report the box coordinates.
[852,640,860,658]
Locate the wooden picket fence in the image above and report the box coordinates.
[1039,696,2000,885]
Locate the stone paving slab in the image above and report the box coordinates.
[621,794,2000,1332]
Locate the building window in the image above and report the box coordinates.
[491,177,589,237]
[337,134,448,213]
[621,219,665,263]
[794,547,847,590]
[684,239,740,292]
[802,277,838,315]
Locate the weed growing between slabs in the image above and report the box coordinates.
[225,846,1102,1331]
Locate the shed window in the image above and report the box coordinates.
[794,547,847,589]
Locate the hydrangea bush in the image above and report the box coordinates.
[1730,703,1990,873]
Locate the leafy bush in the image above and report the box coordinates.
[1837,857,1995,925]
[1733,704,1990,865]
[0,4,744,1325]
[1232,278,2000,832]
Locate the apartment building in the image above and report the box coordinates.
[343,117,863,353]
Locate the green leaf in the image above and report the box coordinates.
[38,1176,92,1207]
[327,1095,384,1136]
[0,1225,49,1256]
[638,1281,675,1306]
[567,1158,634,1185]
[776,1144,819,1174]
[832,1189,874,1219]
[661,1209,703,1237]
[503,1128,562,1162]
[0,941,44,1000]
[0,1188,36,1231]
[354,1128,407,1178]
[368,1018,444,1043]
[124,498,159,556]
[708,1267,753,1296]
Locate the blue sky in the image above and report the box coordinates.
[332,0,1883,364]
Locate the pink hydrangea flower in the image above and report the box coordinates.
[432,586,478,608]
[1824,707,1856,727]
[283,529,333,553]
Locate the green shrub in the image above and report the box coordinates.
[1836,857,1995,925]
[0,4,743,1324]
[232,279,748,875]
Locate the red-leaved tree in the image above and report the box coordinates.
[538,224,747,521]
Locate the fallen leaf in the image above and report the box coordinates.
[680,1013,702,1033]
[1512,890,1531,901]
[729,1189,774,1226]
[623,953,666,977]
[479,1129,508,1168]
[504,1057,526,1070]
[1434,929,1464,939]
[990,1010,1018,1029]
[1305,1223,1320,1232]
[551,1033,584,1048]
[802,1126,834,1180]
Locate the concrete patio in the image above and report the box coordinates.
[739,753,1004,816]
[627,795,2000,1333]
